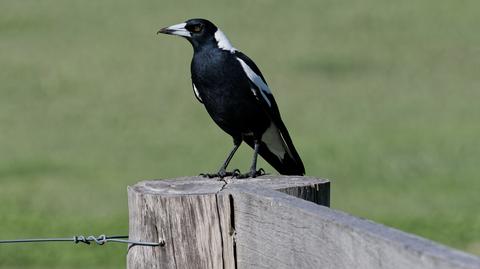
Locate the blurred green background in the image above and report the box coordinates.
[1,0,479,268]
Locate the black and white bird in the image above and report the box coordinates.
[157,18,305,178]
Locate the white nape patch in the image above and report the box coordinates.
[262,123,287,160]
[214,29,236,52]
[192,83,202,102]
[166,22,191,37]
[237,58,272,107]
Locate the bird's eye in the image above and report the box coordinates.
[191,24,203,33]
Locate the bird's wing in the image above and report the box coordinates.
[192,83,203,103]
[234,51,305,175]
[234,51,275,110]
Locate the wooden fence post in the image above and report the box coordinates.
[127,176,480,269]
[127,176,329,269]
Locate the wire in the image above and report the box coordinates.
[0,234,164,247]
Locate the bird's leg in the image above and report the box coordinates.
[216,142,241,177]
[200,139,242,179]
[236,140,265,179]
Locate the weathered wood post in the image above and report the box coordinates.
[127,175,329,269]
[128,176,480,269]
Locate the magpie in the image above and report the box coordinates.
[157,18,305,178]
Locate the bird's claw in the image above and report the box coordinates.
[234,168,266,179]
[200,169,242,179]
[230,169,241,178]
[199,173,215,178]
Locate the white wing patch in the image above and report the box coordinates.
[214,29,236,53]
[236,58,272,107]
[192,83,202,102]
[262,122,292,161]
[250,88,262,105]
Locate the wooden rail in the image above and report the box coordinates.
[127,176,480,269]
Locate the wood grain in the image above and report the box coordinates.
[231,184,480,269]
[128,175,480,269]
[127,176,329,269]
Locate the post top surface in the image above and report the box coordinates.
[129,175,329,196]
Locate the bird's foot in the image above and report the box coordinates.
[200,169,241,179]
[234,168,266,179]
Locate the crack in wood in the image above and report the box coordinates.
[229,194,238,269]
[215,179,228,269]
[228,194,236,235]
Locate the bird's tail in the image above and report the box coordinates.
[245,123,305,176]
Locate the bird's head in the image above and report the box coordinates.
[157,18,235,52]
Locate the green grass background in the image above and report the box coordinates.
[1,0,479,268]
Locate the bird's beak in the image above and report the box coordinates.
[157,22,191,37]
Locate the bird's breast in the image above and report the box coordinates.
[190,51,270,136]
